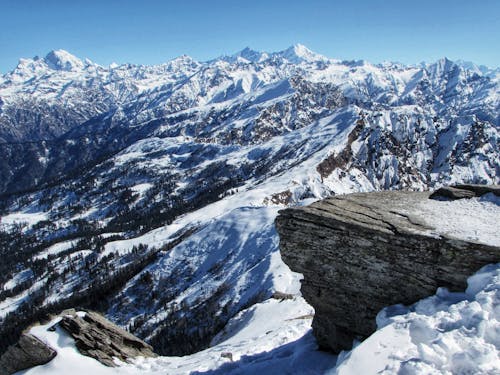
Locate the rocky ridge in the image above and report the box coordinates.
[0,46,498,194]
[276,187,500,352]
[0,310,156,374]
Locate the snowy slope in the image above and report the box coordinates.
[18,264,500,374]
[1,86,499,357]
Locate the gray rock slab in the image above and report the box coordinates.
[0,334,56,375]
[276,190,500,353]
[58,311,156,367]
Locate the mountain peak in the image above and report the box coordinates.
[290,43,312,55]
[171,54,195,63]
[277,44,326,63]
[223,47,269,63]
[44,49,84,71]
[424,57,459,78]
[164,54,200,71]
[454,59,497,76]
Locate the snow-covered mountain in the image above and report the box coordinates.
[0,45,498,194]
[0,45,499,372]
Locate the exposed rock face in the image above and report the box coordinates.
[276,191,499,353]
[58,311,156,367]
[0,333,56,375]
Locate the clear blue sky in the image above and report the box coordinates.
[1,0,499,72]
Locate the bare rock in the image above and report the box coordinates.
[429,186,476,200]
[0,333,56,375]
[58,311,156,367]
[430,184,500,200]
[454,184,500,196]
[271,291,294,301]
[276,190,499,353]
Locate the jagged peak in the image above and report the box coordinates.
[436,56,455,66]
[218,44,327,65]
[430,57,457,70]
[162,54,201,73]
[235,47,269,63]
[44,49,84,71]
[276,43,327,63]
[454,59,498,76]
[215,47,269,64]
[420,57,461,79]
[288,43,313,55]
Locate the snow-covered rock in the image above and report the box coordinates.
[43,50,85,72]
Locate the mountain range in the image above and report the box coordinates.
[0,44,498,194]
[0,44,498,367]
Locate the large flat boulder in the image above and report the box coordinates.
[0,333,56,375]
[276,190,499,353]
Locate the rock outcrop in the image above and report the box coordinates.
[58,311,157,367]
[0,311,157,373]
[429,184,499,200]
[0,334,56,375]
[276,190,499,353]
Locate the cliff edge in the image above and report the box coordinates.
[276,187,500,352]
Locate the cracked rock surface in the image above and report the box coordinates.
[58,311,157,367]
[276,190,499,353]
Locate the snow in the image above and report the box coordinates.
[2,44,499,374]
[410,193,500,246]
[0,278,47,318]
[19,263,500,375]
[34,239,80,260]
[19,316,120,375]
[3,269,33,290]
[334,263,500,375]
[1,211,48,230]
[277,43,328,64]
[20,297,335,375]
[130,183,153,195]
[105,205,290,334]
[44,50,85,72]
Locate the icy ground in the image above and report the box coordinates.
[19,264,500,374]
